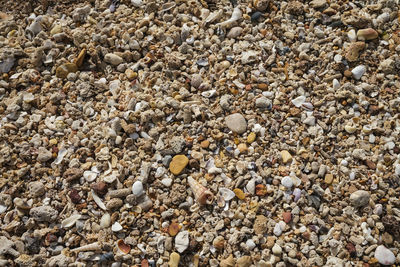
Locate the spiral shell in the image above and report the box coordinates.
[187,177,213,205]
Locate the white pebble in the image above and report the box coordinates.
[281,176,293,188]
[246,239,256,250]
[175,231,189,253]
[273,223,282,236]
[351,65,366,80]
[374,245,395,266]
[111,222,123,232]
[272,244,282,255]
[132,181,144,197]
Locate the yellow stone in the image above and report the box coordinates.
[50,24,62,35]
[74,48,86,68]
[237,143,247,153]
[125,69,137,80]
[49,139,57,145]
[233,188,245,200]
[56,63,78,79]
[281,150,292,164]
[325,174,334,184]
[169,155,189,175]
[247,132,256,143]
[169,252,180,267]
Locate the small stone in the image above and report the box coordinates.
[324,174,334,184]
[236,256,251,267]
[37,147,52,162]
[350,190,370,207]
[50,24,62,35]
[56,63,78,79]
[200,140,210,148]
[246,239,256,250]
[281,150,292,163]
[169,155,189,175]
[347,29,357,42]
[310,0,327,9]
[91,181,108,197]
[281,176,293,188]
[345,42,365,62]
[111,222,123,232]
[225,113,247,134]
[169,252,180,267]
[247,132,256,143]
[220,254,235,267]
[74,48,86,68]
[237,143,247,153]
[168,222,180,237]
[382,232,393,245]
[282,212,292,223]
[227,27,243,38]
[190,74,202,88]
[272,243,282,255]
[365,159,376,169]
[175,231,189,253]
[351,65,366,80]
[273,223,283,236]
[30,206,58,222]
[233,188,246,200]
[69,188,81,204]
[28,181,45,197]
[100,213,111,228]
[346,242,357,257]
[254,215,268,235]
[104,53,123,65]
[255,184,267,196]
[131,181,144,197]
[357,28,379,41]
[125,69,137,80]
[106,198,123,210]
[374,245,395,266]
[255,97,271,109]
[213,236,225,250]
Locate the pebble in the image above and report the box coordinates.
[227,27,243,39]
[351,65,366,80]
[281,150,292,163]
[220,254,235,267]
[29,206,58,222]
[28,181,45,197]
[350,190,370,207]
[131,181,144,197]
[272,243,282,255]
[281,176,293,188]
[247,132,256,143]
[324,174,334,185]
[236,256,251,267]
[254,215,268,235]
[56,63,78,79]
[104,53,123,66]
[169,155,189,175]
[245,239,256,250]
[282,212,292,223]
[37,147,52,162]
[225,113,247,134]
[273,222,283,236]
[374,245,395,265]
[174,231,189,253]
[100,213,111,229]
[357,28,379,41]
[168,252,180,267]
[345,42,365,62]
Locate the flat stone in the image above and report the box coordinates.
[281,150,292,163]
[374,245,395,265]
[104,53,123,65]
[169,155,189,175]
[324,173,334,184]
[174,231,189,253]
[282,211,292,223]
[56,63,78,79]
[350,190,370,207]
[30,206,58,222]
[37,147,52,162]
[310,0,327,9]
[169,252,180,267]
[236,256,251,267]
[225,113,247,134]
[254,215,268,235]
[357,28,379,41]
[227,27,243,38]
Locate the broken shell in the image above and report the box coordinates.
[91,190,107,210]
[131,0,143,7]
[216,7,242,28]
[345,124,357,134]
[291,96,306,107]
[83,171,98,182]
[111,222,123,232]
[117,239,131,254]
[61,214,81,228]
[100,213,111,229]
[187,177,213,205]
[71,242,101,253]
[201,89,216,98]
[218,188,235,201]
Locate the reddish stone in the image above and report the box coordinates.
[91,181,108,197]
[69,188,81,204]
[346,242,356,257]
[282,211,292,223]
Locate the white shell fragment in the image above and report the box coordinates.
[83,171,98,182]
[112,222,123,232]
[132,181,144,197]
[175,231,189,253]
[352,65,366,80]
[61,214,81,228]
[100,213,111,229]
[91,190,107,210]
[218,188,235,201]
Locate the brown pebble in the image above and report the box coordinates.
[282,211,292,223]
[346,242,356,257]
[365,159,376,169]
[69,188,81,204]
[200,140,210,148]
[91,181,108,197]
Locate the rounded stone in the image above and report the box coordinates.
[374,245,395,265]
[169,155,189,175]
[131,181,144,197]
[104,53,123,66]
[349,190,370,207]
[225,113,247,134]
[281,176,293,188]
